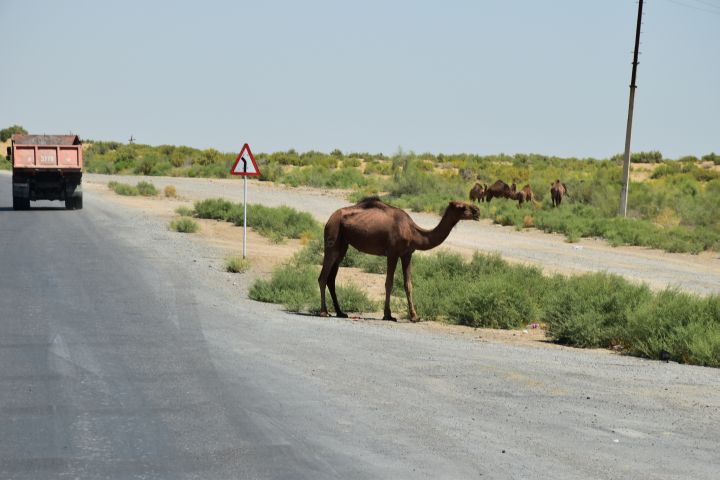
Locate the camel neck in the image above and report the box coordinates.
[411,210,459,251]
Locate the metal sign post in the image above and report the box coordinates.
[243,175,247,258]
[229,143,261,258]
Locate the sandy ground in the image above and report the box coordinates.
[82,173,720,296]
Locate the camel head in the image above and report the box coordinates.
[448,201,480,221]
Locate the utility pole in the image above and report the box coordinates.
[619,0,644,217]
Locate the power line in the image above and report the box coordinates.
[661,0,720,15]
[687,0,720,11]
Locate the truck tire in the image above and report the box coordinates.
[66,190,83,210]
[13,196,29,210]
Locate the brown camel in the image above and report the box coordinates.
[483,180,515,203]
[469,182,487,202]
[550,180,568,207]
[514,184,533,205]
[318,197,480,322]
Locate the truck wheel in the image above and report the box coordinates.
[65,197,75,210]
[74,191,83,210]
[13,197,29,210]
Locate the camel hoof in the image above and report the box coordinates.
[409,317,420,323]
[336,312,348,318]
[319,311,329,318]
[382,315,397,322]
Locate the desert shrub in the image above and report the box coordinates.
[364,161,392,175]
[225,256,251,273]
[611,151,663,164]
[398,251,542,328]
[543,273,652,348]
[239,204,319,239]
[259,162,284,182]
[249,263,376,313]
[624,290,720,366]
[193,198,321,241]
[169,217,199,233]
[108,181,138,196]
[175,206,194,217]
[193,198,237,220]
[343,157,361,168]
[136,181,158,196]
[701,152,719,165]
[164,185,177,197]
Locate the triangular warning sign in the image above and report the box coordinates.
[230,143,261,176]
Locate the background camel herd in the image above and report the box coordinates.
[469,179,568,207]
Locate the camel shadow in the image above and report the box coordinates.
[291,311,409,323]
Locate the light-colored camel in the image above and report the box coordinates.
[514,184,533,205]
[318,197,480,322]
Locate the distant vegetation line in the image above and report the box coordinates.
[3,129,718,253]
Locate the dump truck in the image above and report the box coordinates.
[8,134,83,210]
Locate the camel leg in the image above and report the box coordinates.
[327,244,348,318]
[319,246,343,317]
[383,255,399,321]
[401,254,418,322]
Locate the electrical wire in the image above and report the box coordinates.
[660,0,720,15]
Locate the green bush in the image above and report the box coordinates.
[225,256,251,273]
[169,217,199,233]
[194,198,321,241]
[543,273,652,348]
[625,290,720,366]
[249,263,376,314]
[136,181,158,196]
[108,181,138,196]
[175,206,194,217]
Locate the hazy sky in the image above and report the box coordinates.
[1,0,718,158]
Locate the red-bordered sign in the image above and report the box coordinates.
[230,143,261,176]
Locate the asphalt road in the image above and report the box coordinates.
[1,175,719,479]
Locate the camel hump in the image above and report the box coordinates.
[355,196,390,210]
